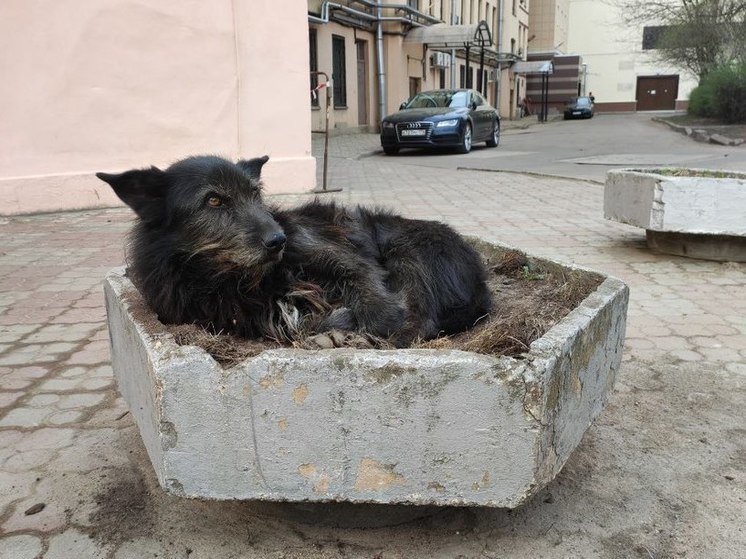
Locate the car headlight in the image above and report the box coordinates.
[382,121,395,128]
[435,119,459,128]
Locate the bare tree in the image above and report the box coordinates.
[610,0,746,81]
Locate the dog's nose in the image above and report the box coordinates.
[263,232,286,252]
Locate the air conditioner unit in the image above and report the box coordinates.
[430,52,452,68]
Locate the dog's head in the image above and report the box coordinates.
[97,155,287,269]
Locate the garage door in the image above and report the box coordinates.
[636,75,679,111]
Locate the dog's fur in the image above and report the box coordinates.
[98,155,491,346]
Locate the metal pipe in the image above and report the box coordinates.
[309,1,429,27]
[349,0,442,24]
[309,72,336,192]
[450,0,456,88]
[497,0,504,111]
[376,0,387,125]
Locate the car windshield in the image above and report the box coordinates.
[574,97,592,107]
[405,91,469,109]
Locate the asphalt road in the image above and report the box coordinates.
[371,112,746,182]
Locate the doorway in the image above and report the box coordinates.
[636,75,679,111]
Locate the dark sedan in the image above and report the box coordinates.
[563,96,595,119]
[380,89,500,155]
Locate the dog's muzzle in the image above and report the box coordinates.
[263,232,287,260]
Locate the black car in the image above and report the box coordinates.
[563,96,595,119]
[380,89,500,155]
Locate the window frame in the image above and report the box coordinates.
[332,34,347,108]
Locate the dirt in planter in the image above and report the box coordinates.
[128,242,603,367]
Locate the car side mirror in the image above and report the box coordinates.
[471,102,477,110]
[400,101,408,110]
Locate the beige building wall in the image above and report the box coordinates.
[567,0,697,110]
[0,0,315,216]
[528,0,569,53]
[308,0,528,126]
[499,0,531,118]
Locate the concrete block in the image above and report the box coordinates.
[104,244,628,508]
[605,168,746,236]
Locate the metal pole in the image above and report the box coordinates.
[311,71,342,194]
[376,0,387,126]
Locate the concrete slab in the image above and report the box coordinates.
[605,168,746,261]
[103,243,629,508]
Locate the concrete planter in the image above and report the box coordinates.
[605,168,746,261]
[104,245,628,508]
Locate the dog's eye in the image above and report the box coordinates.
[206,196,223,208]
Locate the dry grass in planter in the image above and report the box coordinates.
[128,240,603,367]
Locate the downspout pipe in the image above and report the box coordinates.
[496,0,504,112]
[376,0,387,125]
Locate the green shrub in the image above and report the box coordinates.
[688,82,718,118]
[689,65,746,123]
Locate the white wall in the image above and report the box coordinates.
[567,0,697,107]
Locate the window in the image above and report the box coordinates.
[332,35,347,107]
[512,0,516,16]
[459,64,465,88]
[643,26,669,50]
[408,0,418,9]
[439,68,446,89]
[309,29,319,107]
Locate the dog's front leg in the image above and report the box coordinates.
[310,255,406,338]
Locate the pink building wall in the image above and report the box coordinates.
[0,0,315,215]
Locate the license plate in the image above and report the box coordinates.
[401,129,426,137]
[573,111,581,115]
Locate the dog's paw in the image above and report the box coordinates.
[320,307,357,331]
[364,297,407,338]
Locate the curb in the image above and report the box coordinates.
[652,117,745,146]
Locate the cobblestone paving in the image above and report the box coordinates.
[0,137,744,558]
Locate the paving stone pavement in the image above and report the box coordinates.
[0,136,744,558]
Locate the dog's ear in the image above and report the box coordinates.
[237,155,269,179]
[96,167,168,223]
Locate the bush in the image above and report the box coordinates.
[689,65,746,123]
[688,81,718,118]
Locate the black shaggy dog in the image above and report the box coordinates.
[97,155,491,346]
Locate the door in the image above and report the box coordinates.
[636,75,679,111]
[409,77,421,99]
[356,40,368,126]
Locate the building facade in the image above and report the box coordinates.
[566,0,697,112]
[308,0,531,132]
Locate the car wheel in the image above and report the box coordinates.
[486,121,500,147]
[383,146,399,155]
[456,122,472,154]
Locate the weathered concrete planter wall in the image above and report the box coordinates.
[605,168,746,261]
[104,248,628,508]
